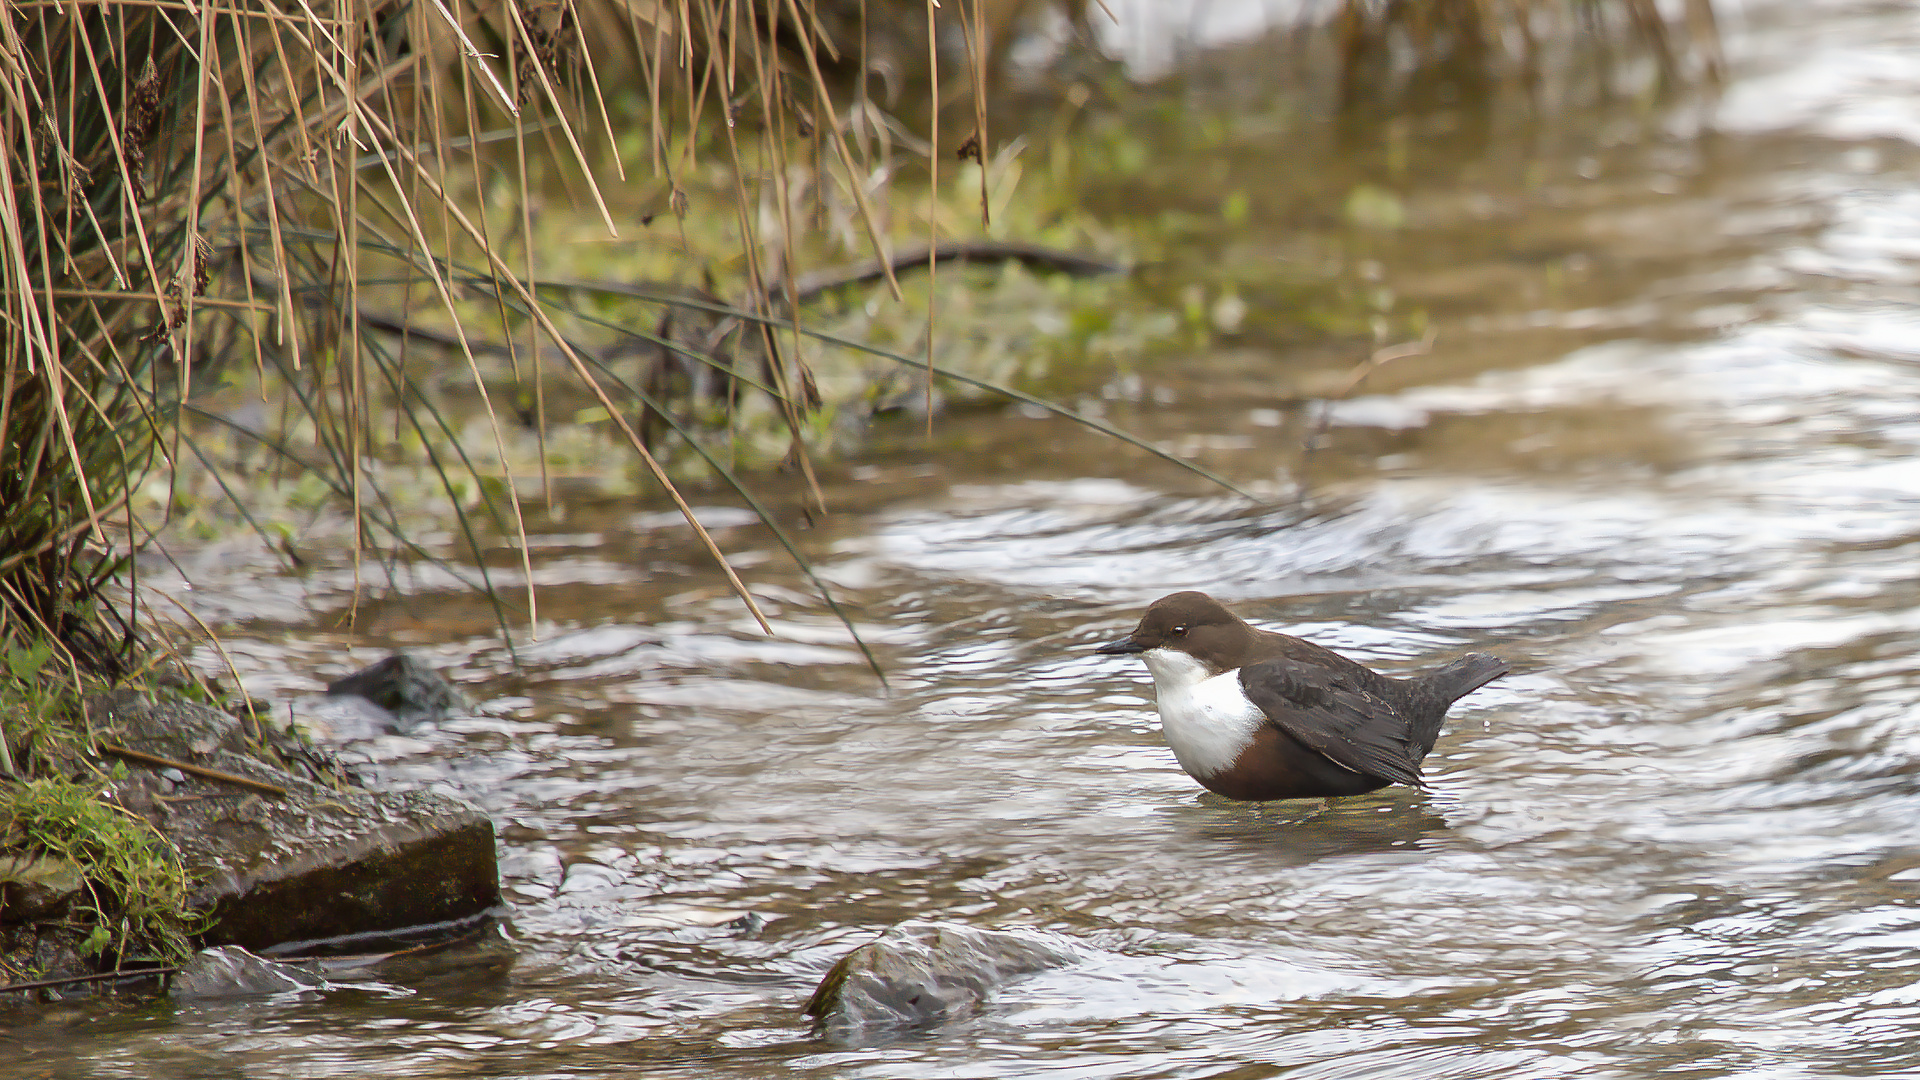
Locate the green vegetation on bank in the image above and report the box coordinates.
[0,650,201,973]
[0,773,201,966]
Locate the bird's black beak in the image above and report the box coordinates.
[1095,636,1145,655]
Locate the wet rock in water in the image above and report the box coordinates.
[804,921,1081,1042]
[170,945,328,999]
[91,692,500,953]
[325,654,467,733]
[183,785,499,951]
[295,691,413,743]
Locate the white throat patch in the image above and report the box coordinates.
[1139,648,1264,780]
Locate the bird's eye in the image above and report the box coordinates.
[1170,625,1187,637]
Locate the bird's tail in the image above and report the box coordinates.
[1425,652,1509,704]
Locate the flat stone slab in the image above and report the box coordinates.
[91,691,499,952]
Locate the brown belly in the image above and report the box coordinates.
[1190,725,1394,801]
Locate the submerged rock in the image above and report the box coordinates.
[296,692,409,742]
[170,945,328,999]
[804,921,1081,1042]
[325,654,467,733]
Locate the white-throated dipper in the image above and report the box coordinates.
[1096,591,1507,800]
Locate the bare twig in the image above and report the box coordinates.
[1305,327,1438,450]
[1336,326,1439,399]
[0,966,180,995]
[99,743,291,798]
[769,240,1124,304]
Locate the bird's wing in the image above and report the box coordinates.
[1237,660,1427,788]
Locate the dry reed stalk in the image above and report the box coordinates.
[0,0,928,661]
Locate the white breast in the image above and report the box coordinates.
[1140,649,1265,780]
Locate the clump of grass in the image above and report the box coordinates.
[0,643,91,782]
[0,646,199,969]
[0,773,199,966]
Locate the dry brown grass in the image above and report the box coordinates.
[0,0,1723,679]
[0,0,1047,672]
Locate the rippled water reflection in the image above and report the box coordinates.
[25,4,1920,1078]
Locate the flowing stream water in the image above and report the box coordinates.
[18,3,1920,1077]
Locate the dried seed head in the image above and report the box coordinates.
[125,148,146,204]
[121,58,162,204]
[192,235,214,296]
[32,117,90,202]
[515,0,561,105]
[125,58,161,147]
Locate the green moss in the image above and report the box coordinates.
[0,772,201,965]
[0,653,205,970]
